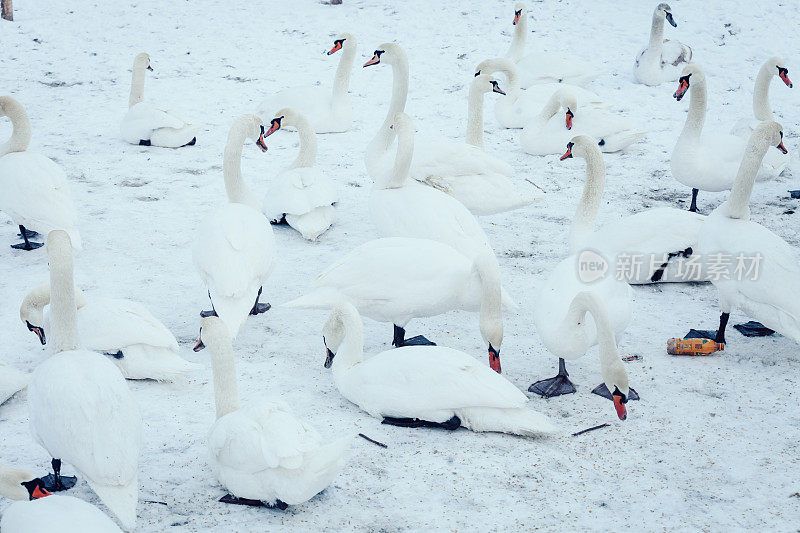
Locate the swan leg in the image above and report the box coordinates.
[651,247,693,282]
[592,383,640,401]
[249,286,271,315]
[16,226,39,239]
[714,312,730,344]
[382,415,461,431]
[528,358,577,397]
[40,458,77,493]
[219,494,288,510]
[689,188,699,212]
[10,225,44,250]
[391,324,435,347]
[200,291,218,318]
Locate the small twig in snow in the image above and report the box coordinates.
[525,178,546,193]
[572,423,610,437]
[358,433,388,448]
[143,500,168,506]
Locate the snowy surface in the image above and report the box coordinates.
[1,0,800,530]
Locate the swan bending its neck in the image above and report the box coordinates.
[199,316,240,419]
[564,136,605,253]
[380,112,414,190]
[129,53,151,108]
[753,57,792,121]
[0,96,32,155]
[269,108,317,169]
[675,64,706,140]
[331,33,357,104]
[505,3,527,62]
[325,302,366,380]
[223,115,263,209]
[727,121,786,220]
[473,253,503,353]
[46,231,80,353]
[466,74,505,147]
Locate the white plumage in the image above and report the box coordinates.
[0,363,28,406]
[633,3,692,86]
[1,495,123,533]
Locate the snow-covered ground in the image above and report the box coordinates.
[2,0,800,530]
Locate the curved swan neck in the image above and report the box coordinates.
[332,307,365,378]
[727,128,775,219]
[332,39,357,102]
[506,9,527,62]
[0,97,32,155]
[680,73,706,139]
[537,90,563,123]
[569,143,606,253]
[0,465,34,501]
[208,332,240,420]
[647,8,666,51]
[563,292,624,384]
[290,114,318,168]
[753,61,776,121]
[367,48,410,170]
[466,81,487,148]
[129,60,147,108]
[474,254,503,347]
[382,117,414,189]
[47,233,79,353]
[223,120,258,208]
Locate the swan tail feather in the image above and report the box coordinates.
[457,407,557,437]
[282,288,346,310]
[87,477,138,531]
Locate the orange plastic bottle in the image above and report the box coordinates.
[667,338,724,356]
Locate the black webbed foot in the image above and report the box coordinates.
[11,241,44,250]
[200,310,218,318]
[382,415,461,431]
[528,358,576,397]
[17,228,39,239]
[592,383,640,401]
[139,139,151,146]
[270,215,288,225]
[219,494,288,510]
[250,302,271,315]
[400,335,436,347]
[40,473,77,493]
[183,137,197,147]
[733,321,775,337]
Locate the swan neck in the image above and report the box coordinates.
[129,63,146,108]
[752,63,774,121]
[367,55,409,171]
[49,248,79,353]
[647,10,665,50]
[290,115,318,168]
[475,255,503,344]
[537,90,562,123]
[208,338,240,420]
[223,124,258,208]
[332,43,356,101]
[383,121,413,189]
[0,100,32,155]
[506,14,527,62]
[727,134,773,219]
[569,148,606,253]
[563,292,622,379]
[680,76,706,138]
[332,313,365,379]
[465,83,486,148]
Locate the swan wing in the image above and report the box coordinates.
[76,298,179,352]
[0,363,29,405]
[263,167,337,220]
[411,138,513,179]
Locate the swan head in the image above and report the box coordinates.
[363,43,404,68]
[233,114,268,152]
[513,3,525,25]
[473,58,517,81]
[472,73,506,96]
[193,316,231,353]
[656,4,676,27]
[673,63,703,101]
[0,467,50,501]
[766,57,793,88]
[134,52,153,72]
[321,304,350,368]
[560,135,601,161]
[554,89,578,130]
[263,107,306,139]
[20,284,51,345]
[327,32,355,55]
[754,121,788,154]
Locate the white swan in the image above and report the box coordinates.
[192,115,276,337]
[505,2,604,88]
[28,231,141,531]
[0,465,121,533]
[363,44,409,181]
[120,53,198,148]
[261,108,338,240]
[370,112,494,261]
[696,121,797,345]
[731,57,793,138]
[322,301,557,436]
[633,3,692,86]
[285,237,514,372]
[0,96,81,250]
[0,363,28,406]
[474,57,605,129]
[521,89,644,156]
[258,33,356,134]
[670,63,788,212]
[409,74,538,215]
[562,136,706,284]
[20,284,201,381]
[195,316,349,508]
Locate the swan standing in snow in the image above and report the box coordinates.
[474,57,606,129]
[521,89,645,156]
[362,44,409,181]
[258,33,356,134]
[0,465,122,533]
[671,63,788,212]
[0,96,81,250]
[370,112,494,261]
[28,231,141,531]
[322,302,556,435]
[192,115,276,337]
[120,53,198,147]
[410,74,538,215]
[260,108,338,240]
[0,363,28,406]
[194,316,349,509]
[633,3,692,86]
[286,237,514,372]
[504,3,604,88]
[561,136,705,284]
[20,284,201,381]
[696,122,796,345]
[731,57,793,139]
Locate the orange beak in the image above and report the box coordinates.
[513,10,521,25]
[777,136,788,154]
[674,78,690,100]
[488,345,501,374]
[363,53,381,67]
[265,118,281,137]
[32,485,51,499]
[193,337,205,352]
[779,67,793,88]
[565,108,574,130]
[613,393,627,420]
[560,142,574,161]
[327,41,343,56]
[256,126,268,152]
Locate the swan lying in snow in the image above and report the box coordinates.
[28,231,141,531]
[195,316,349,509]
[120,52,198,148]
[20,284,201,381]
[261,108,338,240]
[0,96,81,250]
[633,3,692,86]
[322,302,557,436]
[0,363,28,406]
[285,237,516,372]
[258,33,356,134]
[0,464,122,533]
